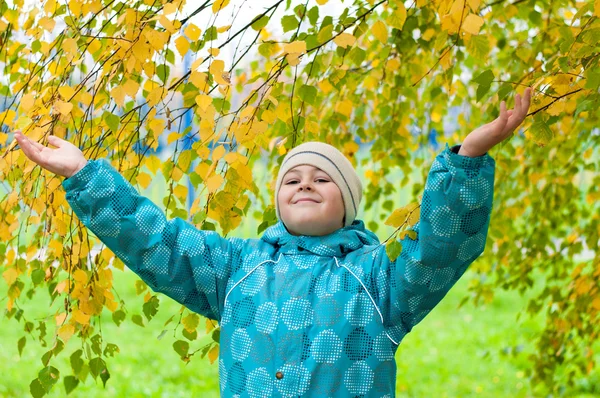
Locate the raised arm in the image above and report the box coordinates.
[15,133,241,321]
[375,88,532,344]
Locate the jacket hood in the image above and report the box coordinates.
[260,219,380,257]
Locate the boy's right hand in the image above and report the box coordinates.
[14,132,88,178]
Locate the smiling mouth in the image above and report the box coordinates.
[295,199,319,203]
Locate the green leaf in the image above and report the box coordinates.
[281,15,299,32]
[173,340,189,358]
[385,240,402,262]
[466,34,490,59]
[298,84,317,105]
[31,268,45,285]
[103,111,120,132]
[89,357,110,387]
[41,350,53,366]
[307,6,319,25]
[349,47,366,66]
[135,280,147,295]
[70,350,84,375]
[528,119,553,146]
[182,328,198,341]
[156,64,170,84]
[63,375,79,395]
[251,15,269,30]
[18,336,26,356]
[497,83,513,101]
[204,26,218,41]
[39,366,60,388]
[30,378,45,398]
[476,84,491,102]
[473,69,494,86]
[182,313,200,332]
[88,357,106,379]
[143,296,160,321]
[112,310,125,327]
[212,328,221,343]
[132,314,145,327]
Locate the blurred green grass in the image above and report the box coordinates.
[2,265,598,398]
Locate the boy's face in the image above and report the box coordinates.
[278,165,345,236]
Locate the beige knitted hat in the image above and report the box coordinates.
[274,141,362,228]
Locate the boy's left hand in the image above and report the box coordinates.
[459,87,532,157]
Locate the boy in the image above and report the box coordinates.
[14,89,531,397]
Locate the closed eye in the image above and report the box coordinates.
[285,179,330,184]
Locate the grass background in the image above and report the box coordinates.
[1,144,599,397]
[2,266,599,397]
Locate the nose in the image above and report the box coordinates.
[298,181,312,191]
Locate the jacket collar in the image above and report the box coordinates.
[260,220,380,257]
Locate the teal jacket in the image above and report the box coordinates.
[63,144,495,397]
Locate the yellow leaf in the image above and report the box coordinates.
[123,79,140,97]
[318,79,334,94]
[55,312,67,326]
[190,71,208,91]
[212,0,230,13]
[284,40,307,54]
[595,0,600,18]
[195,94,213,111]
[462,13,484,35]
[167,132,180,145]
[592,297,600,310]
[212,145,225,161]
[372,21,388,43]
[385,208,409,228]
[467,0,481,11]
[333,33,356,48]
[407,203,420,225]
[111,85,125,107]
[286,53,301,66]
[217,25,231,33]
[316,0,328,4]
[39,17,55,31]
[175,36,190,57]
[21,94,35,112]
[55,101,73,116]
[261,109,276,123]
[174,184,188,200]
[387,4,407,30]
[0,109,16,127]
[72,309,90,325]
[209,60,228,85]
[148,117,165,135]
[159,15,176,33]
[163,2,178,15]
[57,324,75,344]
[58,86,75,100]
[73,269,88,284]
[209,47,220,56]
[335,99,353,117]
[3,268,18,286]
[206,174,224,192]
[184,23,201,41]
[137,172,152,189]
[63,38,78,55]
[208,344,219,364]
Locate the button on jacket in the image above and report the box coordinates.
[63,143,495,397]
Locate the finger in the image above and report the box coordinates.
[515,93,522,115]
[15,133,43,162]
[499,101,508,121]
[523,87,532,114]
[48,135,67,148]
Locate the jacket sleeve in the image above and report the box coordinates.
[62,159,243,321]
[375,143,495,344]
